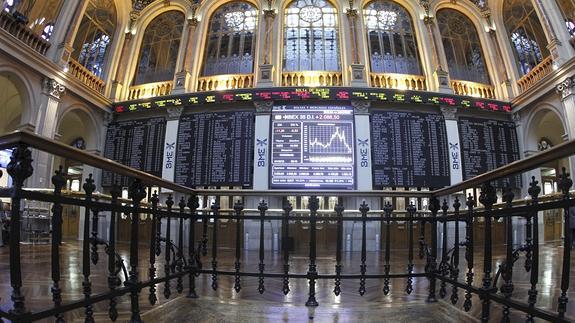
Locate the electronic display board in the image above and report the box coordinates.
[371,111,451,188]
[174,111,254,187]
[102,117,166,186]
[458,117,522,187]
[270,105,355,189]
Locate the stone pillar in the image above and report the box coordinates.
[556,76,575,178]
[441,106,463,186]
[487,29,513,100]
[110,32,134,101]
[423,16,451,93]
[173,17,199,94]
[30,78,65,188]
[532,0,575,66]
[51,0,87,68]
[256,10,276,87]
[161,107,183,192]
[351,100,372,190]
[252,101,273,189]
[346,8,367,86]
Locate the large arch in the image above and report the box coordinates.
[0,67,36,134]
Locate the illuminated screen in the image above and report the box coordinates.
[270,105,355,189]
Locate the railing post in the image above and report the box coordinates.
[306,196,319,307]
[282,199,293,295]
[478,182,497,323]
[177,197,186,293]
[148,191,160,305]
[187,195,200,299]
[107,183,121,321]
[234,200,245,293]
[526,177,541,323]
[463,193,475,312]
[500,185,515,322]
[333,199,344,296]
[427,197,439,303]
[359,201,369,296]
[211,201,220,291]
[7,144,33,318]
[50,166,66,323]
[439,199,449,299]
[450,197,461,305]
[127,179,146,323]
[257,200,268,294]
[90,194,100,265]
[383,201,393,295]
[82,174,96,322]
[406,202,415,295]
[164,194,174,299]
[557,167,573,317]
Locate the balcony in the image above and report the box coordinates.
[369,73,426,91]
[128,81,173,100]
[282,71,343,87]
[450,80,495,99]
[0,11,50,55]
[67,59,105,95]
[197,74,254,92]
[517,56,554,94]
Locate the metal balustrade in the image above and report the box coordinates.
[0,130,573,322]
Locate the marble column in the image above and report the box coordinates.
[532,0,575,66]
[423,16,451,93]
[161,107,184,192]
[257,10,276,87]
[556,76,575,178]
[110,32,134,101]
[173,17,199,94]
[50,0,88,68]
[346,9,367,86]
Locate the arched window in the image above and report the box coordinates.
[363,1,422,75]
[202,2,258,76]
[503,0,549,76]
[284,0,340,72]
[556,0,575,38]
[71,0,117,78]
[437,9,489,84]
[134,11,185,85]
[2,0,64,40]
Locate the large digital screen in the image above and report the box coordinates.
[270,105,355,189]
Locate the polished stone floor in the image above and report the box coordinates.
[0,241,573,322]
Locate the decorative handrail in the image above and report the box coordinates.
[282,71,343,87]
[128,81,173,100]
[369,72,426,91]
[517,56,554,94]
[197,74,254,92]
[68,59,105,94]
[0,11,50,55]
[450,79,495,99]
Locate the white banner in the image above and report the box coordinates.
[161,119,179,192]
[445,119,463,185]
[253,114,271,190]
[355,114,373,191]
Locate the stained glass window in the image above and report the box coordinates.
[2,0,64,40]
[437,9,490,84]
[71,0,117,78]
[283,0,340,72]
[363,1,421,75]
[503,0,549,76]
[202,2,258,76]
[134,11,185,85]
[556,0,575,38]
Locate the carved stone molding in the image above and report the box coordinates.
[351,100,370,114]
[42,78,66,99]
[556,76,575,100]
[440,106,457,120]
[512,112,521,124]
[166,107,184,120]
[254,100,274,113]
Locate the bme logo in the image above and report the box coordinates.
[358,139,369,167]
[256,138,267,167]
[449,142,460,170]
[165,142,175,169]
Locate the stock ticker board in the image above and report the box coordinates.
[174,111,254,187]
[458,117,522,187]
[270,105,355,189]
[112,87,513,114]
[102,117,166,186]
[371,111,451,188]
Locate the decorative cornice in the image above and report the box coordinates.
[43,78,66,99]
[556,76,575,100]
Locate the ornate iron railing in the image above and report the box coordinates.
[0,130,573,322]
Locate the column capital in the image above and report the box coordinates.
[351,100,370,114]
[166,107,184,120]
[556,76,575,100]
[187,17,199,27]
[42,78,66,99]
[254,101,274,114]
[440,106,457,120]
[346,9,358,19]
[264,9,276,20]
